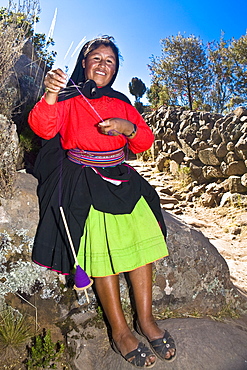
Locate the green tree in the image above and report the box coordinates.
[129,77,147,103]
[146,81,177,109]
[207,33,247,113]
[148,34,210,110]
[32,33,57,70]
[207,36,237,113]
[228,33,247,104]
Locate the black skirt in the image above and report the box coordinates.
[32,135,167,274]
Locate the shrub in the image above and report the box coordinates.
[26,329,65,369]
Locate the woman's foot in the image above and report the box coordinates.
[113,330,156,367]
[136,319,176,361]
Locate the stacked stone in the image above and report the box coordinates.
[144,106,247,196]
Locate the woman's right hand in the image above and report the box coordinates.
[44,68,68,104]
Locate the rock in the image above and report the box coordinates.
[189,162,204,182]
[224,161,247,176]
[205,182,218,193]
[155,186,174,196]
[236,133,247,151]
[149,179,163,188]
[0,115,19,198]
[229,226,242,235]
[217,178,230,192]
[199,125,212,140]
[0,171,39,235]
[198,148,220,166]
[200,192,217,207]
[215,142,227,158]
[228,176,247,194]
[170,149,185,164]
[226,141,235,151]
[234,106,247,117]
[219,192,236,206]
[222,192,247,207]
[161,203,175,210]
[191,184,206,196]
[202,165,224,180]
[226,151,238,164]
[169,160,180,175]
[155,152,169,172]
[152,210,245,315]
[198,140,208,150]
[241,173,247,187]
[210,127,222,144]
[159,196,179,205]
[151,139,162,158]
[67,316,247,370]
[164,127,177,141]
[191,137,201,150]
[240,115,247,123]
[177,138,197,159]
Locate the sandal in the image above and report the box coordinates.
[135,323,176,362]
[112,340,156,368]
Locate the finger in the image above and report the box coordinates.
[98,119,111,128]
[55,68,68,80]
[47,68,67,81]
[45,86,61,93]
[45,70,67,89]
[51,72,67,87]
[45,81,63,93]
[44,79,66,93]
[99,127,108,135]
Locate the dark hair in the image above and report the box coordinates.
[83,36,120,64]
[69,35,120,86]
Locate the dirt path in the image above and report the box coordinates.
[128,159,247,295]
[178,204,247,295]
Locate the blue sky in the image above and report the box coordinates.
[1,0,247,103]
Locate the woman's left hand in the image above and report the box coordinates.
[98,118,136,137]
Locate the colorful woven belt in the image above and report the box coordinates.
[67,147,125,167]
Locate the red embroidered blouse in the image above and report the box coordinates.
[28,94,154,154]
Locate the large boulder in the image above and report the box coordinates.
[152,210,245,315]
[0,171,39,234]
[72,316,247,370]
[0,115,19,198]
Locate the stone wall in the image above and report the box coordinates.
[144,106,247,196]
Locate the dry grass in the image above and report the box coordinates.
[0,1,40,117]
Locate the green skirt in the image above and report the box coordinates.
[77,196,168,277]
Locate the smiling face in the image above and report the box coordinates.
[82,45,117,87]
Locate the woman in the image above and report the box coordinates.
[28,36,176,368]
